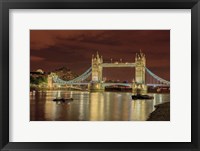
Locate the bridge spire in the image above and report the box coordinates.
[96,51,99,59]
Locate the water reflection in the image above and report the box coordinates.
[30,91,170,121]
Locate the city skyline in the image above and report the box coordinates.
[30,30,170,81]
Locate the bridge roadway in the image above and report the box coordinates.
[101,63,136,67]
[64,82,167,87]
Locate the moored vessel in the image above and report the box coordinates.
[132,94,154,100]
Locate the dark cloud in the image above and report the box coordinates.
[30,56,46,61]
[30,30,170,81]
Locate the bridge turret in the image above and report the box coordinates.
[101,56,103,63]
[96,51,100,60]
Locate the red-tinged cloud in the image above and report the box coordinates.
[30,56,45,61]
[30,30,170,81]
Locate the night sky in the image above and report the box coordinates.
[30,30,170,82]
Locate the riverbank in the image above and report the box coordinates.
[147,102,170,121]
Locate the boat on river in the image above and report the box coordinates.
[132,94,154,100]
[53,97,73,102]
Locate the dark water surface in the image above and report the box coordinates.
[30,90,170,121]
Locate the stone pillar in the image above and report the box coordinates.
[88,82,104,92]
[132,82,147,95]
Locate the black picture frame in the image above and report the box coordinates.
[0,0,199,150]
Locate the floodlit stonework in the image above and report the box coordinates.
[132,50,147,94]
[89,50,147,94]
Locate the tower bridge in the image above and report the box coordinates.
[48,50,170,94]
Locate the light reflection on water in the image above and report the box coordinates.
[30,90,170,121]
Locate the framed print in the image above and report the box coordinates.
[0,0,200,151]
[30,29,170,122]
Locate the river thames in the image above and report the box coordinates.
[30,90,169,121]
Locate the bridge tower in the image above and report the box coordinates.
[88,52,104,92]
[132,50,147,94]
[91,51,103,82]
